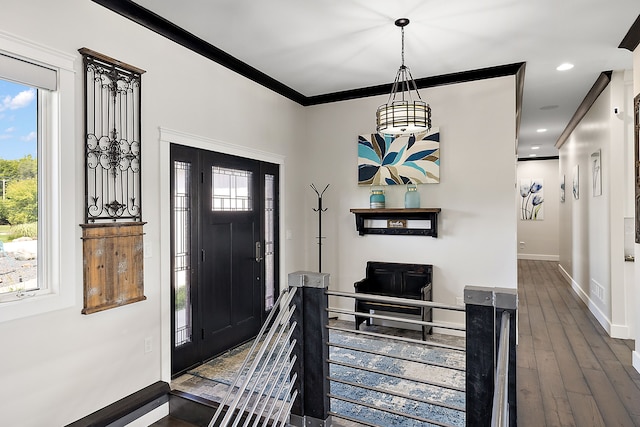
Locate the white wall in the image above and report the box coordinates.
[516,159,560,261]
[304,76,518,330]
[558,71,634,339]
[0,1,307,425]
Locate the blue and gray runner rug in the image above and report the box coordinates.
[183,328,466,426]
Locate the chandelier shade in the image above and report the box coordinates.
[376,19,432,135]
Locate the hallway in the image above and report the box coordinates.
[517,260,640,426]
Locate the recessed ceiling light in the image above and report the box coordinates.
[531,146,540,150]
[529,154,537,157]
[556,63,574,71]
[536,128,547,133]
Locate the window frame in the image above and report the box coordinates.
[0,31,77,321]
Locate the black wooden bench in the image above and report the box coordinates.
[354,261,433,340]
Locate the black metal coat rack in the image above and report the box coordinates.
[311,183,329,272]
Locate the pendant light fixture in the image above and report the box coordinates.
[376,18,431,135]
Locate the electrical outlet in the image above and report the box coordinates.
[519,241,525,249]
[144,337,152,353]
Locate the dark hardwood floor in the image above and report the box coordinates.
[517,260,640,427]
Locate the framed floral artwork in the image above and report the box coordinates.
[591,149,601,197]
[573,164,579,200]
[520,178,544,220]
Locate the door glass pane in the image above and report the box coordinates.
[212,166,252,211]
[264,174,275,310]
[174,160,192,347]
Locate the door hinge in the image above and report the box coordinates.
[201,329,205,339]
[201,249,205,262]
[201,171,204,183]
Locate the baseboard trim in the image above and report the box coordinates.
[610,323,630,339]
[558,264,612,334]
[517,253,559,261]
[633,351,640,374]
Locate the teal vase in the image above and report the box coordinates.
[404,184,420,208]
[370,189,385,209]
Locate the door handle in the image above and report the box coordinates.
[255,241,263,262]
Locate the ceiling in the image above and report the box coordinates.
[117,0,638,158]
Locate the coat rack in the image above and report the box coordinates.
[311,183,329,272]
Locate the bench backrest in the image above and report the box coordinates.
[365,261,432,298]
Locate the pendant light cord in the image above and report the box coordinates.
[401,25,405,68]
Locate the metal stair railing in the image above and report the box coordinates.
[325,290,467,427]
[491,310,512,427]
[208,286,298,427]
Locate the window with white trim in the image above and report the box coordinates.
[0,33,76,320]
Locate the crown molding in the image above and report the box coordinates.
[555,71,612,150]
[619,14,640,51]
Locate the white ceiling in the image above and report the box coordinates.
[130,0,638,158]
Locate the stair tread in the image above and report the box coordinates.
[149,415,200,427]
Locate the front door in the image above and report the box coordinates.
[170,144,279,375]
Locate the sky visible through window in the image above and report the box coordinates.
[0,79,37,160]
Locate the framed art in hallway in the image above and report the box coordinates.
[519,178,544,220]
[591,149,601,197]
[573,164,579,200]
[560,174,565,203]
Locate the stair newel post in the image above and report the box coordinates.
[288,271,331,427]
[464,286,518,427]
[464,286,495,426]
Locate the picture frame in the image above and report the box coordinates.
[591,149,601,197]
[573,164,579,200]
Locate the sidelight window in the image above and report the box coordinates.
[173,160,192,347]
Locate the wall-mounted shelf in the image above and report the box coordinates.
[350,208,441,237]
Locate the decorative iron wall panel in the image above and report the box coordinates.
[80,48,145,222]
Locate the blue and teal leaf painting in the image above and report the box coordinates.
[357,130,440,185]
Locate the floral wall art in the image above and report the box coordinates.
[573,165,579,200]
[520,178,544,220]
[591,149,601,197]
[358,129,440,185]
